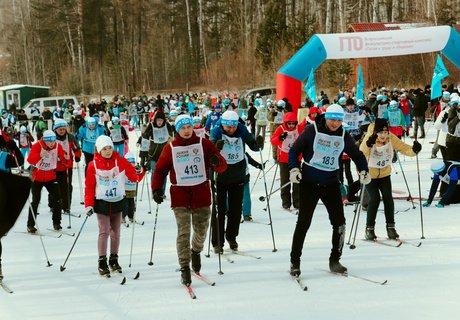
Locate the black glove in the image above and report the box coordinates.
[279,132,288,141]
[366,134,377,148]
[255,135,264,147]
[153,189,164,204]
[412,140,422,154]
[143,161,151,172]
[216,140,225,151]
[273,111,278,116]
[6,139,17,150]
[75,156,81,163]
[210,153,219,166]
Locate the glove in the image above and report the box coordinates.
[255,135,264,148]
[135,164,143,175]
[422,201,431,207]
[279,132,288,141]
[366,134,377,148]
[412,140,422,154]
[153,189,164,204]
[359,171,371,185]
[75,156,81,163]
[216,140,225,151]
[210,153,219,166]
[436,202,444,208]
[143,161,151,172]
[85,206,94,216]
[289,168,301,184]
[273,111,278,116]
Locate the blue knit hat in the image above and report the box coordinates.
[324,104,345,121]
[175,114,193,131]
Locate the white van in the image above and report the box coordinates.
[22,96,79,119]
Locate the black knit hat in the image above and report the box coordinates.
[374,118,389,133]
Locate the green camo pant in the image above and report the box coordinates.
[173,207,211,268]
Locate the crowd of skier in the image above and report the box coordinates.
[1,85,460,287]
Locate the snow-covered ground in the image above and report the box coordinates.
[1,122,459,320]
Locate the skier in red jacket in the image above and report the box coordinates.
[27,130,67,232]
[151,114,227,286]
[84,135,144,277]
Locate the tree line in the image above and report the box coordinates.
[0,0,458,96]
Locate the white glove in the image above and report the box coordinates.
[289,168,302,184]
[85,206,94,216]
[359,171,371,185]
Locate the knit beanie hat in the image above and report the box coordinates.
[374,118,389,133]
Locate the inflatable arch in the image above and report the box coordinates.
[276,25,460,113]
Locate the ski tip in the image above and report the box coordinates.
[416,242,422,247]
[60,266,66,272]
[381,280,388,285]
[134,272,140,280]
[147,262,154,266]
[120,277,127,285]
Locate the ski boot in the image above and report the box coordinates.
[290,261,301,277]
[180,266,192,286]
[243,216,253,222]
[53,223,62,231]
[98,256,110,277]
[365,226,377,240]
[386,223,399,240]
[108,254,122,273]
[213,246,223,254]
[191,250,201,274]
[0,263,3,281]
[329,259,347,274]
[228,239,238,251]
[27,226,37,234]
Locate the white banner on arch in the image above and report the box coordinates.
[316,26,451,59]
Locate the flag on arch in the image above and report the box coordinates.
[356,64,364,101]
[304,68,317,103]
[431,54,449,100]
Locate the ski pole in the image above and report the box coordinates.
[347,184,364,246]
[211,171,223,275]
[145,172,153,214]
[263,163,278,212]
[66,168,72,229]
[415,149,425,239]
[349,183,366,249]
[205,211,212,258]
[258,149,277,252]
[129,182,140,268]
[60,215,89,271]
[147,203,160,266]
[76,163,84,205]
[139,171,146,202]
[259,181,291,202]
[396,153,416,209]
[28,200,52,267]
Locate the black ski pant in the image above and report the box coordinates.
[365,176,394,227]
[212,181,244,248]
[28,180,62,228]
[48,170,73,212]
[83,152,94,176]
[279,162,299,209]
[290,181,345,264]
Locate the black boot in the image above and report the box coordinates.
[109,254,122,273]
[329,259,348,274]
[53,223,62,231]
[290,261,301,277]
[228,239,238,251]
[0,262,3,281]
[27,226,37,234]
[365,226,377,240]
[98,256,110,277]
[191,250,201,274]
[330,225,347,274]
[180,266,192,286]
[386,223,399,240]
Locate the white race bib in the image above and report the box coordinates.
[194,127,206,138]
[94,160,126,202]
[140,137,150,152]
[307,122,344,171]
[280,129,299,153]
[343,111,359,129]
[171,139,207,186]
[368,143,393,169]
[274,111,284,124]
[152,126,169,144]
[221,135,244,165]
[37,147,58,171]
[110,128,123,143]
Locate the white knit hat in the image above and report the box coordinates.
[43,130,56,142]
[95,135,114,152]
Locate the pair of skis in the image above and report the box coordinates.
[184,272,215,299]
[100,271,140,285]
[364,238,422,248]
